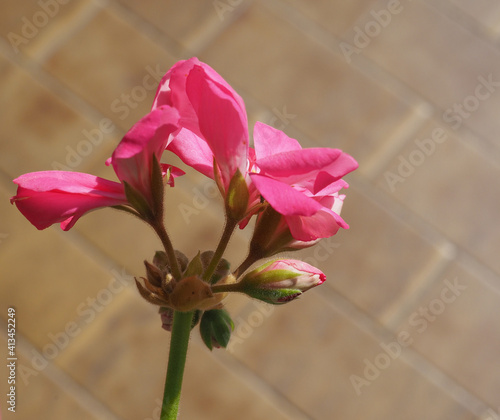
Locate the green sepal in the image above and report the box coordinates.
[184,252,204,278]
[150,153,165,218]
[111,204,141,218]
[199,309,234,350]
[242,288,302,305]
[123,180,154,221]
[225,169,249,221]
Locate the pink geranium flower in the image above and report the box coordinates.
[154,58,358,242]
[250,122,357,242]
[11,106,181,231]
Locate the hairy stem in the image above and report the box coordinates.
[203,217,238,284]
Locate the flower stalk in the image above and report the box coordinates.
[203,217,239,284]
[160,310,194,420]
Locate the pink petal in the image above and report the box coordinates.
[153,58,201,137]
[185,65,248,188]
[253,122,302,160]
[11,171,127,231]
[167,128,215,179]
[250,173,321,217]
[285,207,346,242]
[256,148,357,193]
[110,106,179,200]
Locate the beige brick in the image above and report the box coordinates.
[376,119,500,275]
[200,3,417,168]
[0,57,119,177]
[230,294,475,419]
[281,0,379,37]
[44,8,176,131]
[55,289,167,419]
[116,0,239,52]
[444,0,500,35]
[0,186,119,350]
[0,336,103,420]
[346,0,500,151]
[0,0,88,56]
[395,262,500,407]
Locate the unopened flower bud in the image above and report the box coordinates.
[225,169,250,221]
[199,309,234,350]
[144,260,163,287]
[153,250,188,278]
[238,259,326,304]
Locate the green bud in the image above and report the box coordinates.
[199,309,234,350]
[123,180,154,221]
[225,169,249,221]
[184,252,204,277]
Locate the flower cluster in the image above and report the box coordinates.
[11,57,358,350]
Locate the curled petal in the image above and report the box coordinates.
[256,147,357,193]
[250,173,321,217]
[286,208,346,242]
[253,122,302,160]
[167,128,215,180]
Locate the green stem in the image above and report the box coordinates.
[152,221,182,280]
[203,217,238,283]
[211,282,241,294]
[160,310,194,420]
[233,253,257,279]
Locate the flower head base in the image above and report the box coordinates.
[136,250,234,312]
[236,259,326,305]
